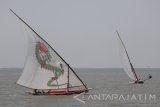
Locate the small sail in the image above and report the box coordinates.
[116,31,138,81]
[11,10,87,91]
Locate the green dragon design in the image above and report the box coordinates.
[35,41,65,87]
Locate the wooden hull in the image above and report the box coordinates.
[26,89,88,95]
[129,80,144,84]
[48,90,87,95]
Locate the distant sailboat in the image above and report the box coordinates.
[10,9,89,95]
[116,30,151,84]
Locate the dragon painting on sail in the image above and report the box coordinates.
[35,41,65,86]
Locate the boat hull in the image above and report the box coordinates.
[26,89,88,95]
[129,80,144,84]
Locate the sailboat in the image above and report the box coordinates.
[116,31,152,84]
[10,9,89,95]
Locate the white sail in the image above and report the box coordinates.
[117,32,137,81]
[68,68,86,90]
[16,19,86,90]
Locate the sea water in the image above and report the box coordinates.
[0,68,160,107]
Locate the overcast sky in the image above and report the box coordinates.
[0,0,160,68]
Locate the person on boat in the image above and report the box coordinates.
[34,89,42,95]
[148,74,152,79]
[34,89,38,95]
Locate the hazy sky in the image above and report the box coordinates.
[0,0,160,68]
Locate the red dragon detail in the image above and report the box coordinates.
[37,41,48,53]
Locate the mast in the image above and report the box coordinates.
[10,9,88,90]
[116,30,139,81]
[67,65,69,92]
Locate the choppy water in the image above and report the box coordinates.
[0,68,160,107]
